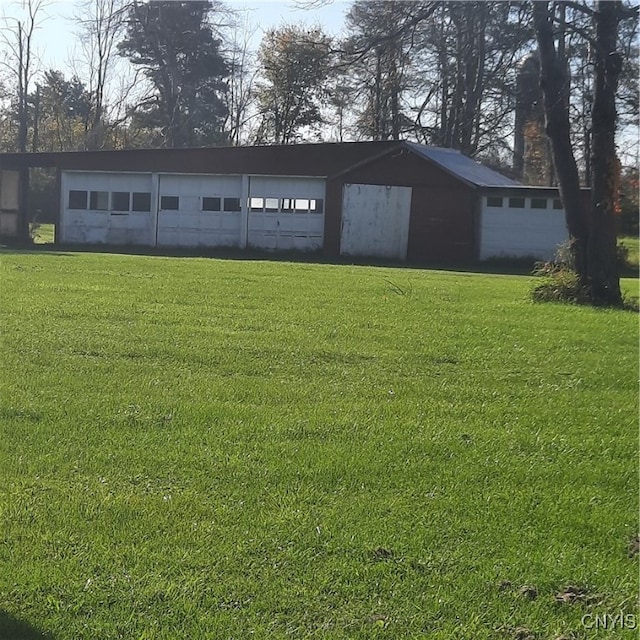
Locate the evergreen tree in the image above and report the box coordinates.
[118,0,229,148]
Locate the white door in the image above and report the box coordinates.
[340,184,412,260]
[247,176,325,251]
[61,172,154,245]
[479,196,568,260]
[157,174,242,248]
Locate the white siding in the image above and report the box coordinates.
[340,183,412,260]
[247,176,325,251]
[480,195,568,261]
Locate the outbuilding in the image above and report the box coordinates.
[0,141,574,263]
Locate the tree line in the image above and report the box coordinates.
[0,2,636,172]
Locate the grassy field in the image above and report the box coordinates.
[0,250,637,639]
[30,224,56,245]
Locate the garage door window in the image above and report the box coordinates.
[112,192,130,211]
[223,197,241,212]
[90,191,109,210]
[531,198,548,209]
[487,196,503,207]
[132,192,151,212]
[69,190,87,209]
[509,197,525,208]
[202,197,221,211]
[276,197,324,213]
[161,196,179,210]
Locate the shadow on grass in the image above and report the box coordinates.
[3,240,639,280]
[0,610,54,640]
[0,241,545,277]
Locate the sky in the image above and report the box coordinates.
[1,0,351,74]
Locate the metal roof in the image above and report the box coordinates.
[404,142,522,188]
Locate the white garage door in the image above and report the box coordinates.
[247,176,325,251]
[157,174,242,248]
[340,183,412,260]
[480,196,568,260]
[61,172,154,245]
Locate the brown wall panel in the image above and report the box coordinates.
[408,187,476,263]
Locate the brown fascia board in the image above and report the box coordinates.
[0,152,58,170]
[326,142,405,180]
[0,142,398,177]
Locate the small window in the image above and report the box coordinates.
[90,191,109,210]
[265,198,279,212]
[310,199,324,213]
[161,196,179,210]
[132,192,151,212]
[112,192,130,212]
[223,197,241,212]
[295,199,310,212]
[202,197,221,211]
[281,198,294,212]
[487,196,503,207]
[68,190,87,209]
[250,197,264,212]
[553,198,563,210]
[509,197,525,208]
[531,198,548,209]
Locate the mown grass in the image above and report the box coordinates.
[30,223,55,245]
[0,250,637,639]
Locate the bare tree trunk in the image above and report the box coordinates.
[31,84,40,152]
[0,0,46,241]
[588,0,623,305]
[532,1,589,283]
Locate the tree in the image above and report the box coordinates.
[338,2,532,156]
[587,1,628,304]
[221,16,259,146]
[0,0,48,242]
[255,25,333,144]
[340,1,438,142]
[532,0,637,306]
[33,70,92,151]
[118,0,229,148]
[0,0,47,154]
[72,0,128,149]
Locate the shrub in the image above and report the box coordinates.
[531,241,590,304]
[532,242,638,310]
[531,262,590,304]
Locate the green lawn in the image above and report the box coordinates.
[30,223,55,245]
[0,250,637,639]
